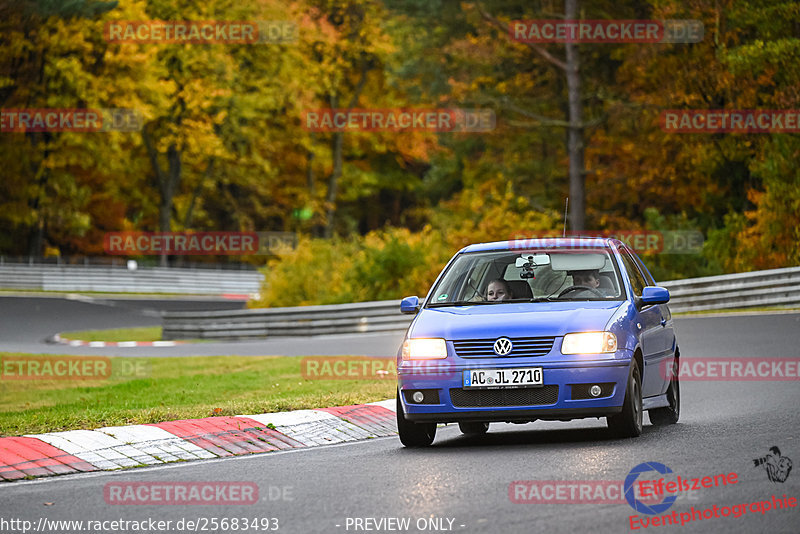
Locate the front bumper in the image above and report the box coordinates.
[398,355,631,424]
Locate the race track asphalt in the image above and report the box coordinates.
[0,296,404,357]
[0,297,798,533]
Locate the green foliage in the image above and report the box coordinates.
[708,136,800,272]
[0,0,797,283]
[27,0,119,19]
[641,208,722,282]
[251,227,449,307]
[346,230,428,301]
[251,236,357,307]
[252,187,559,307]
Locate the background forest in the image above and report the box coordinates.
[1,0,798,306]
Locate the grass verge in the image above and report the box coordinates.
[0,353,395,436]
[59,327,164,343]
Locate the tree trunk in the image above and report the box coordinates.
[26,134,48,259]
[324,93,342,238]
[324,129,344,238]
[477,0,587,230]
[564,0,585,231]
[322,62,371,238]
[143,128,182,267]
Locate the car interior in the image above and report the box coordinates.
[431,250,623,303]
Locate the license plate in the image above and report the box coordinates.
[462,367,543,389]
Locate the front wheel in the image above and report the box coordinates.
[649,355,680,425]
[607,359,643,438]
[397,392,436,447]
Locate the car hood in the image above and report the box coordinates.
[409,301,624,340]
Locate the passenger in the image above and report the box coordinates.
[487,279,512,301]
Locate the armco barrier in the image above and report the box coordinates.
[660,266,800,313]
[0,264,262,295]
[163,300,411,339]
[162,267,800,340]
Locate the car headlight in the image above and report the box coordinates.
[561,332,617,354]
[402,338,448,360]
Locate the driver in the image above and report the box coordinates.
[571,269,601,290]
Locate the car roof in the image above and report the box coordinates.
[460,236,620,253]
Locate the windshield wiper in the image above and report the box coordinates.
[428,300,499,307]
[429,298,561,307]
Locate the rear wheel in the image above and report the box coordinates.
[397,392,436,447]
[649,355,680,425]
[458,422,489,435]
[607,359,643,438]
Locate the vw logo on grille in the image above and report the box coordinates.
[493,337,513,356]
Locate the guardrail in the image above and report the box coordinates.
[163,300,409,339]
[161,266,800,340]
[0,264,263,295]
[661,266,800,313]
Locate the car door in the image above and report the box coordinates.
[631,251,675,352]
[618,247,663,398]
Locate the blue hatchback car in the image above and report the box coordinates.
[396,237,680,447]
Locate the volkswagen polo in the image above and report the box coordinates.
[396,237,680,447]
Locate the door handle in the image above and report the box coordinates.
[660,318,667,326]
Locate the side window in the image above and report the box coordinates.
[629,249,670,317]
[619,248,646,296]
[630,251,656,286]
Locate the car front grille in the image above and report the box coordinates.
[452,337,556,358]
[449,386,559,408]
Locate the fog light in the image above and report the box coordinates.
[590,385,602,397]
[412,391,425,403]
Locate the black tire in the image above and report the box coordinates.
[649,356,680,426]
[397,392,436,447]
[607,358,643,438]
[458,422,489,435]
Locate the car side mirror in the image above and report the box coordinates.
[640,286,670,306]
[400,296,420,314]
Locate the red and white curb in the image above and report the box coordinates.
[51,334,183,348]
[0,400,396,481]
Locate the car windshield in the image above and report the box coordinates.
[427,248,624,306]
